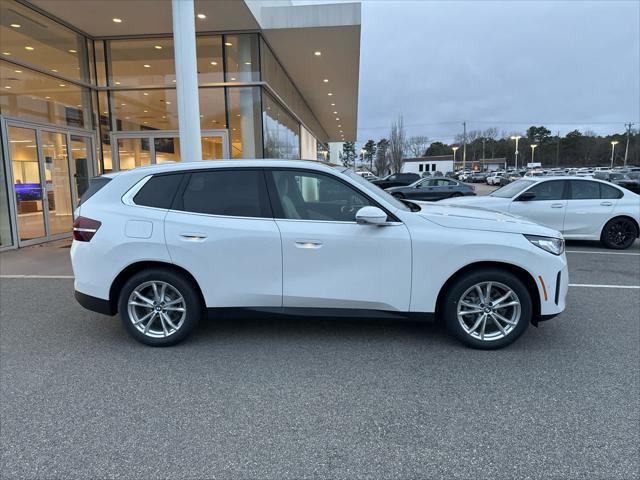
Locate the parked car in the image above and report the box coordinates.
[593,171,640,194]
[71,160,567,349]
[371,172,420,189]
[421,171,432,178]
[441,177,640,249]
[500,172,522,186]
[385,177,476,201]
[356,171,377,181]
[467,172,489,183]
[486,172,504,185]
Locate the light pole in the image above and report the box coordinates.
[530,144,538,166]
[510,135,521,171]
[610,141,619,168]
[452,146,459,170]
[359,148,365,171]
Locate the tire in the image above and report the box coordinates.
[392,193,405,199]
[442,268,532,349]
[118,268,202,346]
[450,192,463,198]
[600,217,638,250]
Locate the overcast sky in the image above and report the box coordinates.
[300,0,640,145]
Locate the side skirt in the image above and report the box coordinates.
[205,307,435,322]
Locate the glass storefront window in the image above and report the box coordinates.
[224,34,259,82]
[228,87,262,159]
[197,36,224,84]
[262,91,300,159]
[40,131,74,235]
[0,61,92,128]
[96,91,113,172]
[117,138,151,170]
[0,0,91,83]
[108,38,176,87]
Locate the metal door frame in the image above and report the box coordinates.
[110,129,230,170]
[1,116,97,248]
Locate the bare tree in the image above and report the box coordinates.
[405,135,429,158]
[374,138,390,176]
[389,116,406,173]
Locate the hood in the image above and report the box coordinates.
[413,201,561,237]
[386,185,409,193]
[439,195,506,207]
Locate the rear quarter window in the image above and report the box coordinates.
[133,174,184,209]
[600,183,623,199]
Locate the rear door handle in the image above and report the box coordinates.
[600,201,613,206]
[551,203,564,208]
[180,233,207,241]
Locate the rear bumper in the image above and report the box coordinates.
[75,290,116,316]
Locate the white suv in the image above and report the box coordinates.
[71,160,568,349]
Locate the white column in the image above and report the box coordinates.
[172,0,202,162]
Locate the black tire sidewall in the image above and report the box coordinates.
[601,218,638,250]
[442,268,532,349]
[118,268,201,347]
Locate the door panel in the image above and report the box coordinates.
[41,131,73,235]
[508,180,567,232]
[564,180,615,238]
[8,126,46,242]
[276,220,412,311]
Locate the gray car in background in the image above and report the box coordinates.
[386,177,476,201]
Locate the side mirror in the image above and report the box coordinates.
[517,191,536,201]
[355,206,387,225]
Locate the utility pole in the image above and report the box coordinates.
[462,121,467,171]
[482,138,486,171]
[624,122,634,167]
[555,130,561,167]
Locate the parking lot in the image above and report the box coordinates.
[0,239,638,479]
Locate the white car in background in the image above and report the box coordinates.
[442,177,640,249]
[486,172,504,185]
[71,160,568,349]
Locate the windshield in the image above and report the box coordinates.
[490,179,536,198]
[341,168,410,211]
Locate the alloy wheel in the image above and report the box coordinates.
[127,281,186,338]
[457,281,521,342]
[607,220,636,248]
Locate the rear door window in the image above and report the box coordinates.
[175,170,271,218]
[569,180,599,200]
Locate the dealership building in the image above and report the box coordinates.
[0,0,361,249]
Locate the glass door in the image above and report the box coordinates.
[41,130,74,236]
[69,135,94,201]
[8,126,46,243]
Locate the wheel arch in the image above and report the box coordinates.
[434,261,541,325]
[108,261,206,314]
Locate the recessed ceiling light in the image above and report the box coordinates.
[59,84,66,87]
[338,125,342,127]
[115,81,121,85]
[10,24,20,28]
[323,79,329,83]
[76,104,81,107]
[143,64,151,68]
[112,18,122,23]
[2,52,10,56]
[327,92,333,96]
[210,61,217,65]
[14,70,21,73]
[68,49,77,53]
[154,45,162,50]
[45,96,50,99]
[230,77,236,81]
[51,69,58,72]
[245,62,251,65]
[314,51,321,56]
[4,86,11,89]
[25,46,34,51]
[121,103,126,106]
[162,115,166,119]
[225,42,233,46]
[172,79,176,83]
[165,101,171,104]
[143,110,148,113]
[331,103,335,106]
[200,114,204,118]
[197,13,206,19]
[143,121,148,124]
[333,111,337,114]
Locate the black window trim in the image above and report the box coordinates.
[264,167,401,223]
[169,168,274,220]
[128,172,186,211]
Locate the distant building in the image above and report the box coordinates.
[454,158,508,171]
[402,155,454,174]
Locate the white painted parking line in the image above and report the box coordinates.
[0,275,74,279]
[569,283,640,289]
[566,250,640,256]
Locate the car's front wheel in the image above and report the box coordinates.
[118,268,202,346]
[600,217,638,250]
[442,268,531,349]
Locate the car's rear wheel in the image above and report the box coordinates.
[442,268,531,349]
[450,192,463,197]
[392,192,405,199]
[600,217,638,250]
[118,268,201,346]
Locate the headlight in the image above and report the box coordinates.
[524,234,565,255]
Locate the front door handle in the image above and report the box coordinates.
[295,240,323,249]
[600,201,613,206]
[551,203,564,208]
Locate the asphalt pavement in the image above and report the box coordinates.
[1,242,639,479]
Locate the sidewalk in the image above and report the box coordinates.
[0,239,74,277]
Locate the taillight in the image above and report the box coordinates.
[73,216,101,242]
